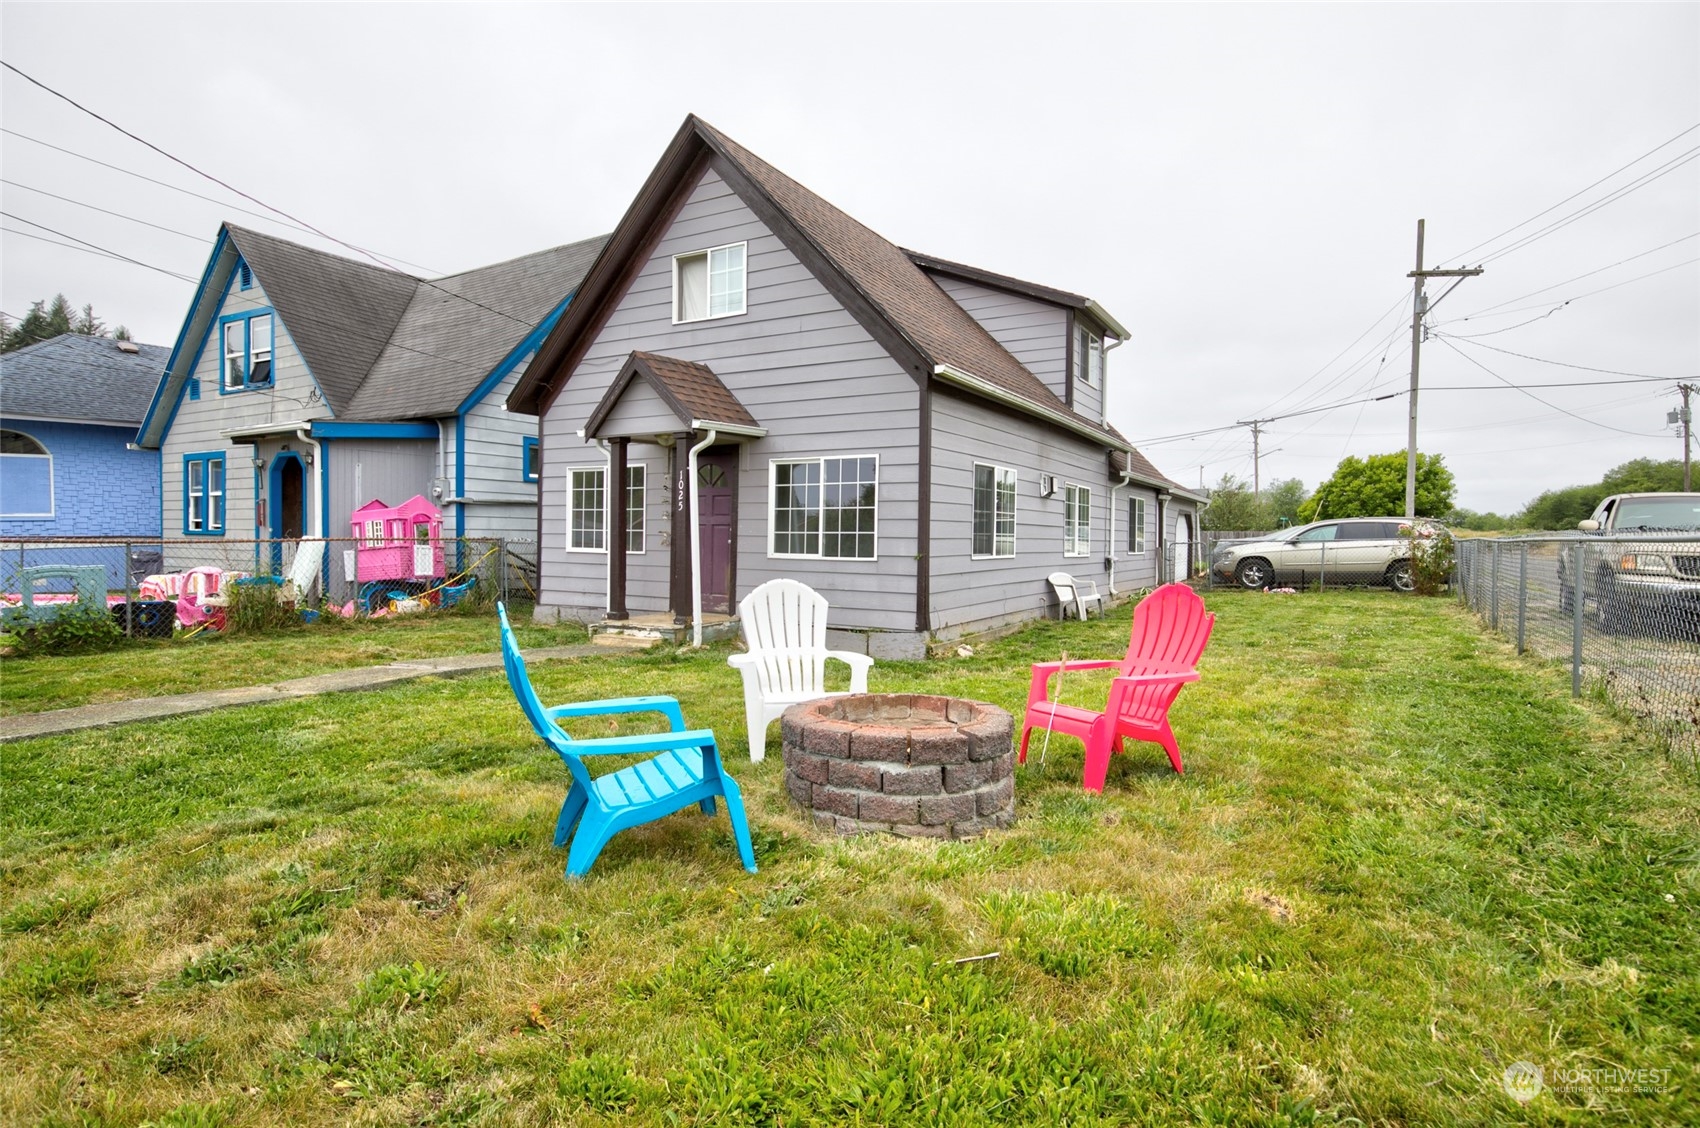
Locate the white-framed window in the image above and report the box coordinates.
[568,467,605,552]
[184,452,225,535]
[220,310,274,391]
[0,429,53,517]
[673,241,747,322]
[1127,496,1147,554]
[770,455,877,559]
[1064,483,1092,557]
[1076,324,1103,387]
[625,464,646,554]
[972,463,1017,558]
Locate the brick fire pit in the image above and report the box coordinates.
[780,694,1015,838]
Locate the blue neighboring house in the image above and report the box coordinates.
[132,224,607,595]
[1,333,166,589]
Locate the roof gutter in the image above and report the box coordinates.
[221,421,316,442]
[689,419,766,439]
[1086,300,1130,342]
[932,364,1130,452]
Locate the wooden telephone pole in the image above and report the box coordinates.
[1405,220,1483,519]
[1678,383,1695,490]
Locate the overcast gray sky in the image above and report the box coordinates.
[2,3,1695,515]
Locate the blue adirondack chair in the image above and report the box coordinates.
[497,604,757,878]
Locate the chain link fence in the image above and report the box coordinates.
[2,537,538,636]
[1456,533,1700,767]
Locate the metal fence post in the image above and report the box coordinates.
[1319,542,1327,590]
[1490,540,1502,631]
[499,538,509,604]
[1572,540,1585,697]
[1516,542,1528,655]
[123,542,134,639]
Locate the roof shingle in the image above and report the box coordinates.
[1,333,170,424]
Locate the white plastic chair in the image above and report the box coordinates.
[1048,571,1104,621]
[728,578,874,762]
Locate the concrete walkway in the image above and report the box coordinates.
[0,644,608,744]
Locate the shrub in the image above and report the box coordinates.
[1405,526,1456,596]
[223,581,299,635]
[2,604,123,656]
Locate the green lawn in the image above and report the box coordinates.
[1,593,1694,1126]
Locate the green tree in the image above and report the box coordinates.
[1517,458,1688,529]
[1201,474,1269,531]
[1264,477,1309,527]
[0,293,110,352]
[1298,452,1455,522]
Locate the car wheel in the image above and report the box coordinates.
[1235,558,1273,589]
[1386,559,1415,593]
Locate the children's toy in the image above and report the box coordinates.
[351,495,445,613]
[2,565,114,629]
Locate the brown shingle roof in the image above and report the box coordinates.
[584,351,760,438]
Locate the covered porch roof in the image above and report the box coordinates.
[583,351,765,442]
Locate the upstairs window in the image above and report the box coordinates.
[1127,497,1147,553]
[220,310,274,391]
[972,463,1017,558]
[184,453,225,535]
[1064,483,1092,557]
[674,242,747,322]
[1076,325,1103,387]
[771,455,877,559]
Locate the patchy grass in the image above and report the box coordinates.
[0,591,1695,1125]
[0,605,589,716]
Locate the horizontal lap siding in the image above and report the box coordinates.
[160,273,330,571]
[461,363,539,541]
[933,276,1069,402]
[540,167,918,628]
[328,441,436,535]
[928,389,1115,637]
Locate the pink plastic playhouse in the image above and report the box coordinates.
[351,495,445,586]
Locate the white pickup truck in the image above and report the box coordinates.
[1558,492,1700,631]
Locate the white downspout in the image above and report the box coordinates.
[687,428,717,648]
[294,427,323,538]
[1157,491,1172,584]
[1109,467,1134,596]
[1101,335,1128,426]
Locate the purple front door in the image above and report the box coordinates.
[698,450,736,614]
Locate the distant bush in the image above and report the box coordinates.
[1405,526,1456,596]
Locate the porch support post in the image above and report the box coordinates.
[607,438,629,620]
[670,431,693,625]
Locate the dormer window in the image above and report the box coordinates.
[1076,325,1103,387]
[673,242,747,322]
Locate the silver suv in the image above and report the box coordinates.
[1211,518,1440,591]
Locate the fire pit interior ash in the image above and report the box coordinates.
[780,694,1015,838]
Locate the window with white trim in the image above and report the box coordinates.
[972,463,1016,558]
[221,310,274,390]
[770,455,877,559]
[0,429,53,517]
[1127,496,1147,553]
[1075,325,1103,387]
[625,464,645,553]
[568,467,605,551]
[1064,483,1091,557]
[185,453,225,534]
[673,242,747,322]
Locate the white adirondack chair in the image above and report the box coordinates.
[728,578,874,762]
[1048,571,1104,620]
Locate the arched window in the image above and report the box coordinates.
[0,429,53,517]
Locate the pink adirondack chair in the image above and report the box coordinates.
[1018,583,1215,790]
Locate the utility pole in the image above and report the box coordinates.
[1250,419,1262,495]
[1677,383,1695,490]
[1405,219,1483,519]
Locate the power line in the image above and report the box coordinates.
[2,215,198,282]
[1460,233,1698,317]
[1437,122,1700,265]
[2,178,209,242]
[1440,257,1700,332]
[1,61,533,329]
[1433,335,1663,437]
[1431,334,1676,380]
[1477,148,1699,266]
[0,127,442,274]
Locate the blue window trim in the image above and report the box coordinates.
[216,307,277,395]
[182,451,227,536]
[522,436,539,483]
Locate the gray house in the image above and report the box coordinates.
[510,116,1204,657]
[135,224,606,591]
